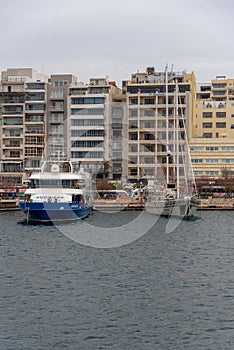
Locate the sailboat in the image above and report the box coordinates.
[145,66,200,218]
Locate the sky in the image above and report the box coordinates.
[1,0,234,87]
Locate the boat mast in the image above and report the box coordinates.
[165,65,169,186]
[175,79,180,198]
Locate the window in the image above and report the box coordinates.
[130,168,137,176]
[112,107,123,118]
[202,112,212,118]
[113,130,122,139]
[190,146,203,151]
[206,159,218,163]
[51,90,63,98]
[50,102,63,110]
[26,104,45,111]
[206,146,218,151]
[112,142,121,150]
[112,163,122,171]
[71,151,104,158]
[212,83,226,88]
[191,159,203,163]
[144,98,154,105]
[71,141,103,148]
[3,106,23,114]
[8,129,23,137]
[71,108,104,115]
[25,115,44,122]
[53,80,68,87]
[50,113,63,122]
[130,98,138,105]
[202,122,212,128]
[144,169,154,176]
[71,130,104,137]
[144,145,155,152]
[71,119,104,126]
[9,150,20,158]
[25,136,43,145]
[26,83,45,90]
[130,157,137,164]
[49,125,63,133]
[144,121,155,128]
[222,146,234,151]
[144,157,154,164]
[130,109,138,117]
[216,112,226,118]
[71,97,105,104]
[206,171,218,176]
[216,122,226,128]
[3,117,23,125]
[194,171,203,176]
[25,126,43,134]
[144,133,155,140]
[26,93,45,101]
[130,145,137,152]
[130,133,138,140]
[144,109,155,116]
[222,159,234,163]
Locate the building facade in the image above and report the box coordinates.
[0,68,48,186]
[1,66,234,189]
[68,78,122,181]
[125,66,196,184]
[190,76,234,178]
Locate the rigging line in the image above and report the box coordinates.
[177,89,196,192]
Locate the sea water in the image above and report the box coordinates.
[0,209,234,349]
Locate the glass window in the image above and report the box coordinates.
[202,123,212,128]
[206,159,218,163]
[216,122,226,128]
[206,146,218,151]
[51,90,63,98]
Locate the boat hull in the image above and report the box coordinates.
[19,202,92,223]
[145,198,198,218]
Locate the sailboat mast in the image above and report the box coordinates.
[175,80,180,198]
[165,65,169,185]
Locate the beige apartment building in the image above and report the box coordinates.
[124,66,196,184]
[0,68,48,186]
[190,76,234,178]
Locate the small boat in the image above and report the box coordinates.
[19,160,92,223]
[145,186,199,218]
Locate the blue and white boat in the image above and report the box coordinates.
[19,161,92,223]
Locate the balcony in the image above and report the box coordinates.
[2,142,22,148]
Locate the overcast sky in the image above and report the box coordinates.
[2,0,234,86]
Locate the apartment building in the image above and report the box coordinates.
[1,66,234,188]
[190,76,234,177]
[0,68,48,186]
[125,66,196,184]
[68,78,122,180]
[46,74,77,160]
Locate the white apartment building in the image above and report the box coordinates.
[68,78,122,180]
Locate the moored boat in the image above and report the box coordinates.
[145,65,200,219]
[19,160,92,223]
